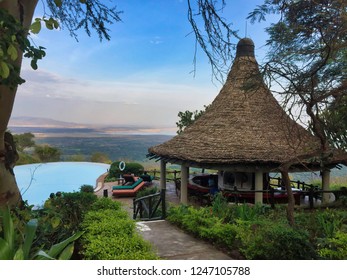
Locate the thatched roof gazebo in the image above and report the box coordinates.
[148,38,347,204]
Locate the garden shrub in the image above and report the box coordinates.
[317,231,347,260]
[0,207,82,260]
[167,205,237,250]
[316,209,346,238]
[166,204,190,227]
[90,197,122,211]
[198,220,237,248]
[80,207,158,260]
[80,184,94,193]
[211,192,229,218]
[209,201,272,224]
[124,162,145,176]
[230,203,270,222]
[47,191,97,227]
[108,161,144,180]
[295,209,347,242]
[136,186,158,199]
[235,220,317,260]
[38,191,97,247]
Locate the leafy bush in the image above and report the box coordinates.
[136,186,158,199]
[90,197,122,211]
[211,192,229,218]
[0,207,82,260]
[227,203,271,222]
[108,161,144,180]
[167,205,237,250]
[80,207,158,260]
[317,231,347,260]
[316,209,345,238]
[235,220,317,260]
[39,191,97,247]
[80,184,94,193]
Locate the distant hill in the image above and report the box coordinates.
[9,116,85,128]
[8,116,176,136]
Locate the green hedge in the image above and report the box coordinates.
[167,204,318,260]
[107,161,144,181]
[317,231,347,259]
[167,205,237,250]
[79,198,158,260]
[235,220,317,260]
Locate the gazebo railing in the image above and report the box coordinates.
[222,187,347,209]
[268,176,319,191]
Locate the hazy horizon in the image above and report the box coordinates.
[8,116,177,136]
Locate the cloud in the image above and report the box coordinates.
[150,36,164,45]
[14,67,218,128]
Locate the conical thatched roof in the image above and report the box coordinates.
[148,38,347,171]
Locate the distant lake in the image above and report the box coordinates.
[14,162,109,207]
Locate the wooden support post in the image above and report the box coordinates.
[322,169,331,204]
[309,186,314,209]
[180,164,189,204]
[160,160,166,190]
[255,171,263,204]
[161,189,166,219]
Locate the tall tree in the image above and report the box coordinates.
[176,105,209,134]
[252,2,346,155]
[0,0,121,207]
[322,94,347,150]
[34,144,61,162]
[251,0,346,152]
[250,0,347,224]
[187,0,239,81]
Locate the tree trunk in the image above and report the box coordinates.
[0,0,38,208]
[280,167,295,227]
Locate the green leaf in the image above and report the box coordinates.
[34,250,55,260]
[1,208,14,256]
[13,247,24,260]
[30,20,41,34]
[58,243,74,260]
[30,60,38,70]
[51,217,61,229]
[0,61,10,78]
[45,21,54,30]
[53,19,59,29]
[22,219,38,260]
[45,18,59,30]
[47,231,83,258]
[0,238,11,260]
[7,44,18,61]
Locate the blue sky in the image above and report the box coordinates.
[12,0,271,134]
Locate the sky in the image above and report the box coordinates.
[12,0,271,134]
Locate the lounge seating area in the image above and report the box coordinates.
[112,174,146,197]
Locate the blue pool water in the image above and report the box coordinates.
[14,162,109,207]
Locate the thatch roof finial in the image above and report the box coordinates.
[236,38,255,57]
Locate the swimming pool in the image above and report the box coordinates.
[14,162,110,207]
